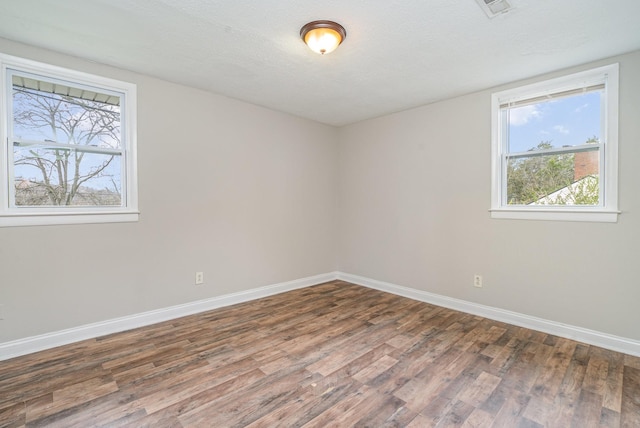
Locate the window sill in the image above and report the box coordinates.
[490,208,619,223]
[0,211,139,227]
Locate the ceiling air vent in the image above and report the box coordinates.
[475,0,512,18]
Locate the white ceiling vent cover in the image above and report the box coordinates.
[475,0,512,18]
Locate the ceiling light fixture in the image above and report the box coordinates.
[300,20,346,55]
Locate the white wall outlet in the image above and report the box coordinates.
[195,272,204,285]
[0,304,4,320]
[473,274,483,288]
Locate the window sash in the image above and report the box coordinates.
[7,67,127,211]
[498,82,606,209]
[13,138,124,156]
[505,143,600,160]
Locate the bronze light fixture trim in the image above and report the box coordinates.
[300,20,347,55]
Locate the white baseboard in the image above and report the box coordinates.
[337,272,640,358]
[0,272,339,361]
[3,271,639,361]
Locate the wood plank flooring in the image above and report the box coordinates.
[1,280,639,427]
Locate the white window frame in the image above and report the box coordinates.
[0,53,138,227]
[490,64,619,223]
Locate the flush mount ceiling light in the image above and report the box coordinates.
[300,20,346,55]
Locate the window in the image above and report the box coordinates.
[490,64,619,222]
[0,54,138,227]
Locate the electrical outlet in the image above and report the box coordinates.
[0,304,4,320]
[195,272,204,285]
[473,274,483,288]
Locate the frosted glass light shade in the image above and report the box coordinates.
[300,21,346,55]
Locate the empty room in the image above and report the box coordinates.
[1,1,639,426]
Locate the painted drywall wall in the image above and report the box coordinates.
[0,38,339,343]
[337,50,640,341]
[2,35,638,349]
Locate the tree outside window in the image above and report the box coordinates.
[12,76,123,207]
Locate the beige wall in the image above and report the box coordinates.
[337,50,640,341]
[0,38,339,342]
[2,37,638,347]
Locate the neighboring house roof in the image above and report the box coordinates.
[529,175,598,205]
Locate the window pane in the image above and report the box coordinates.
[12,74,121,150]
[13,146,122,207]
[506,91,601,153]
[11,72,123,208]
[506,149,599,206]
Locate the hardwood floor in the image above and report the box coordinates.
[1,280,639,427]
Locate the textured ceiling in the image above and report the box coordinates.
[0,0,639,126]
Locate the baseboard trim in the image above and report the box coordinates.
[337,272,640,358]
[0,272,339,361]
[3,271,639,361]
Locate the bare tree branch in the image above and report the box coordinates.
[13,87,122,206]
